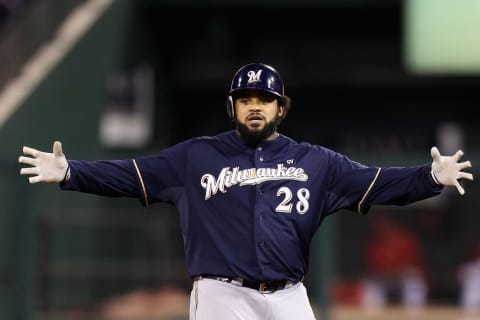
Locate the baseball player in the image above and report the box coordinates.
[18,63,473,320]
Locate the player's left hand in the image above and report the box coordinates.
[430,146,473,195]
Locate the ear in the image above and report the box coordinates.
[278,105,285,117]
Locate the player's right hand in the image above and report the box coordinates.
[18,141,69,184]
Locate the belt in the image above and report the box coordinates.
[193,275,300,294]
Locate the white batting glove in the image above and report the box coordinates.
[18,141,69,183]
[430,146,473,195]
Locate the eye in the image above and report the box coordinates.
[239,98,250,104]
[260,95,275,103]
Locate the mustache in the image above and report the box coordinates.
[246,113,265,121]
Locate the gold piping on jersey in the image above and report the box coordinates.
[357,167,381,215]
[133,159,149,206]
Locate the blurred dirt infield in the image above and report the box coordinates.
[330,305,479,320]
[96,286,478,320]
[33,305,479,320]
[30,286,480,320]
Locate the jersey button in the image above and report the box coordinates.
[257,147,262,151]
[259,157,264,162]
[259,240,265,246]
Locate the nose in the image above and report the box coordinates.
[249,100,262,111]
[249,105,261,112]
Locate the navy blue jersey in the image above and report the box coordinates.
[60,130,442,282]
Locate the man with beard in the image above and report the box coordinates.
[18,63,473,320]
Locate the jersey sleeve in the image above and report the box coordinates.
[324,150,443,215]
[60,159,143,199]
[357,164,442,214]
[60,140,190,206]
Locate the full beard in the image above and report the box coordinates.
[236,116,280,147]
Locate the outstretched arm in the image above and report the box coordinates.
[430,146,474,195]
[18,141,69,183]
[18,141,146,201]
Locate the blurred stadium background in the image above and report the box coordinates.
[1,0,480,319]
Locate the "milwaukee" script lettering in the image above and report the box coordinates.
[200,164,308,200]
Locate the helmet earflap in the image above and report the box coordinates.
[226,96,234,121]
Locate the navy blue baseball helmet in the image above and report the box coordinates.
[226,63,286,120]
